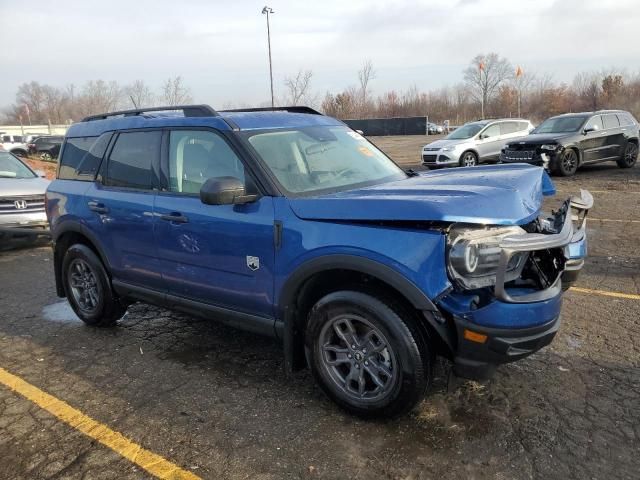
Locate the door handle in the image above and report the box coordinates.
[87,201,109,214]
[160,212,189,224]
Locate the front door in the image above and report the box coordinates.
[475,123,503,161]
[581,115,608,163]
[154,129,275,318]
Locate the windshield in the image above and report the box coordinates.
[533,116,586,134]
[446,123,484,140]
[0,152,36,179]
[245,126,406,195]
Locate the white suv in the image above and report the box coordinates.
[422,119,534,168]
[0,133,28,157]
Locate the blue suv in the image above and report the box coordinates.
[46,105,592,417]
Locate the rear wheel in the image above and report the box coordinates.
[40,152,53,161]
[617,142,638,168]
[62,244,126,326]
[305,291,432,418]
[554,149,579,176]
[459,151,478,167]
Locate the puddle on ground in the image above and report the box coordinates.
[42,301,82,323]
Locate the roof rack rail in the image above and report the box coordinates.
[81,104,219,122]
[220,106,323,115]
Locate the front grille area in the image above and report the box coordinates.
[0,195,46,213]
[503,149,535,161]
[422,154,438,163]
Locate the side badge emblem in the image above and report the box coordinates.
[246,256,260,271]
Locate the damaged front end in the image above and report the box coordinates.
[436,189,593,379]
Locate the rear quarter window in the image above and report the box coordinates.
[58,133,112,181]
[602,114,619,129]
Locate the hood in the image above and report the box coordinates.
[508,133,570,145]
[0,176,50,196]
[288,164,556,226]
[424,138,470,150]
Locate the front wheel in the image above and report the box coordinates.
[617,142,638,168]
[305,291,432,418]
[459,151,478,167]
[554,149,579,176]
[62,244,127,326]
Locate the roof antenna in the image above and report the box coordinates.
[129,96,138,109]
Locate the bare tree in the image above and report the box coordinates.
[573,72,601,111]
[283,70,313,105]
[126,80,155,108]
[463,53,513,118]
[161,76,192,106]
[357,60,376,116]
[79,80,123,116]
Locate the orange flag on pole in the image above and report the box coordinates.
[515,66,523,77]
[479,61,485,72]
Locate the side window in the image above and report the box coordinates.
[602,114,619,130]
[586,115,604,131]
[59,134,112,181]
[2,135,11,142]
[105,131,161,189]
[499,122,519,135]
[168,130,245,194]
[481,124,501,139]
[616,113,633,127]
[14,135,23,142]
[520,122,531,132]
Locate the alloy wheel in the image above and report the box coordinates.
[462,152,477,167]
[562,150,578,174]
[68,258,101,314]
[318,314,397,401]
[624,143,638,166]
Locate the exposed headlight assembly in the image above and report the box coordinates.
[447,226,529,289]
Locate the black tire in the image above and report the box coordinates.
[459,150,478,167]
[62,244,126,327]
[617,142,638,168]
[11,149,27,158]
[553,148,579,176]
[40,152,53,162]
[305,290,432,418]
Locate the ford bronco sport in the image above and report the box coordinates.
[46,105,592,417]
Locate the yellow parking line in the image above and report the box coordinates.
[0,367,200,480]
[589,218,640,224]
[570,287,640,301]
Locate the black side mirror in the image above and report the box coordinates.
[583,124,599,135]
[200,177,258,205]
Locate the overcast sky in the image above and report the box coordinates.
[1,0,638,109]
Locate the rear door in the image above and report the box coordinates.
[84,129,164,290]
[601,113,624,160]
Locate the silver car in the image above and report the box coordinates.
[422,119,534,168]
[0,151,50,235]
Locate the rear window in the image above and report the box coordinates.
[58,134,111,181]
[105,131,161,189]
[499,122,521,135]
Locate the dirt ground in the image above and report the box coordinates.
[0,137,638,479]
[23,156,57,180]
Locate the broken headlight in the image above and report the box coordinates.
[447,226,529,289]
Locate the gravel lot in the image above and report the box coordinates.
[0,136,638,479]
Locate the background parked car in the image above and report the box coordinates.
[0,151,49,240]
[23,133,51,147]
[500,110,639,176]
[427,122,444,135]
[31,135,64,160]
[0,133,28,157]
[422,118,534,168]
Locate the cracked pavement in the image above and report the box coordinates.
[0,149,638,479]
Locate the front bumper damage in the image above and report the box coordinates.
[437,190,593,379]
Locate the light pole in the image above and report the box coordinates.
[262,6,275,108]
